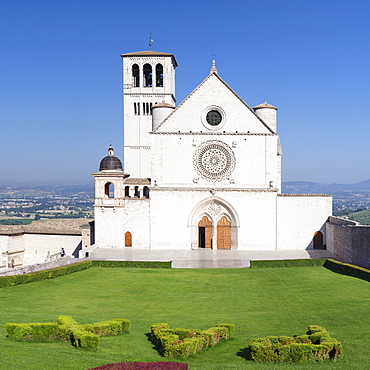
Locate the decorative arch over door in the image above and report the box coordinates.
[198,216,212,248]
[189,196,239,250]
[217,216,231,249]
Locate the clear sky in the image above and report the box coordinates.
[1,0,370,185]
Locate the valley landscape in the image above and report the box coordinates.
[2,180,370,225]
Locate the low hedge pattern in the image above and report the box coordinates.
[5,322,59,341]
[0,261,93,288]
[324,259,370,282]
[249,325,342,363]
[151,323,235,358]
[250,259,327,268]
[0,260,171,289]
[6,315,131,350]
[89,362,188,370]
[92,261,171,269]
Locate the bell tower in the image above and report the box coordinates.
[120,50,178,178]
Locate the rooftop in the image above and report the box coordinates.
[0,218,89,236]
[120,50,178,67]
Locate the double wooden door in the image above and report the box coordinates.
[198,216,231,249]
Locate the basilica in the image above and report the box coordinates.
[93,50,332,251]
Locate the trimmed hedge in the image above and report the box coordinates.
[91,261,172,269]
[250,259,327,268]
[89,362,188,370]
[70,327,100,350]
[82,319,131,336]
[5,322,59,341]
[249,325,342,363]
[0,260,172,289]
[151,323,235,358]
[0,261,93,288]
[6,315,130,350]
[324,259,370,282]
[57,315,80,341]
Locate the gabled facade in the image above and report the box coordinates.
[93,50,332,251]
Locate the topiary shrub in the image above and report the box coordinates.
[150,323,234,358]
[70,327,100,350]
[6,315,130,350]
[249,326,342,363]
[82,319,131,336]
[5,322,59,341]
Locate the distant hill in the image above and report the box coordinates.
[282,180,370,194]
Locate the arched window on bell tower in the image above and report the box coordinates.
[132,64,140,87]
[156,63,163,87]
[105,182,115,198]
[143,63,152,87]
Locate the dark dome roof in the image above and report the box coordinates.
[99,156,122,171]
[99,145,123,171]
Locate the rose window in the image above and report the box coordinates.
[194,141,235,181]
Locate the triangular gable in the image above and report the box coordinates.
[154,73,275,134]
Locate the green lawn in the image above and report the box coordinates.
[0,266,369,369]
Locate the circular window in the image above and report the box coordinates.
[201,106,226,131]
[206,110,222,126]
[193,140,235,181]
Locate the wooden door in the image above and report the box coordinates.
[313,231,323,249]
[198,216,212,248]
[125,231,132,247]
[217,216,231,249]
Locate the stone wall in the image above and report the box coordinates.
[326,216,370,269]
[0,256,72,276]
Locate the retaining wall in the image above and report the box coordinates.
[326,216,370,269]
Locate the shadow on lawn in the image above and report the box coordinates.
[146,333,164,356]
[236,346,252,361]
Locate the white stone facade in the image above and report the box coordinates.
[0,219,89,269]
[0,232,82,268]
[93,50,332,251]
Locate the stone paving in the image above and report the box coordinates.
[87,247,335,268]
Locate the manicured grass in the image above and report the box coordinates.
[0,267,369,369]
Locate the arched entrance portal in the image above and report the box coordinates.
[198,216,212,248]
[217,216,231,249]
[189,197,239,250]
[313,231,324,249]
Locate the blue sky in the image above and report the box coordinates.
[1,0,370,185]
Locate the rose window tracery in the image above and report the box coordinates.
[193,140,235,181]
[208,203,221,216]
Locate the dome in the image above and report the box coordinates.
[253,101,278,110]
[99,145,123,171]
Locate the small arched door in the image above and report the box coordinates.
[217,216,231,249]
[125,231,132,247]
[313,231,324,249]
[198,216,212,248]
